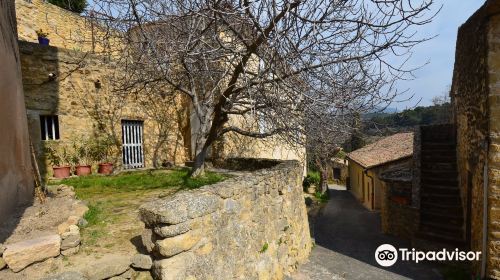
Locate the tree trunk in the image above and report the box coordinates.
[319,168,328,195]
[191,145,208,177]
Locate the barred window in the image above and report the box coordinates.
[40,115,60,140]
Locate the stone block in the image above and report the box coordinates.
[40,271,87,280]
[131,254,152,270]
[61,245,80,256]
[156,230,201,257]
[0,257,5,270]
[61,233,81,250]
[2,234,61,272]
[141,228,158,253]
[81,254,131,280]
[140,193,220,226]
[154,222,190,238]
[152,252,193,280]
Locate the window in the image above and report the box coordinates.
[40,115,60,140]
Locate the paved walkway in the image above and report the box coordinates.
[287,188,443,280]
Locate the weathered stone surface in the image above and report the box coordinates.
[119,268,135,279]
[61,225,79,239]
[154,222,190,238]
[3,234,61,272]
[61,245,80,256]
[140,159,311,280]
[61,233,81,250]
[141,228,157,253]
[135,271,154,280]
[152,252,193,280]
[72,203,89,218]
[78,218,89,227]
[40,271,87,280]
[155,230,202,257]
[57,222,71,235]
[0,257,6,270]
[140,193,220,226]
[66,215,80,226]
[81,254,131,280]
[0,243,5,256]
[131,254,152,270]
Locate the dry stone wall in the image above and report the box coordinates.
[139,159,311,280]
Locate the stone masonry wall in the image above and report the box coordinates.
[19,41,190,177]
[486,5,500,279]
[0,0,34,222]
[139,159,311,280]
[15,0,114,52]
[380,169,418,240]
[452,3,489,276]
[452,1,500,277]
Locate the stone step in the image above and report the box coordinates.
[422,143,457,150]
[421,193,461,205]
[420,202,463,215]
[421,162,457,171]
[421,154,457,162]
[421,149,457,157]
[421,184,460,195]
[420,221,463,237]
[420,211,463,225]
[421,177,458,187]
[2,234,61,272]
[413,231,466,251]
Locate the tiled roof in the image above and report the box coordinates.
[347,132,414,168]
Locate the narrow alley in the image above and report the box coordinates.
[288,188,443,280]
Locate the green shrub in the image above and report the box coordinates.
[302,171,320,192]
[314,191,329,202]
[48,0,87,13]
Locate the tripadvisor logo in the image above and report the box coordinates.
[375,244,482,267]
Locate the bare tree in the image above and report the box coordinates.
[87,0,437,176]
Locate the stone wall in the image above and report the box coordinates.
[139,159,311,280]
[380,168,418,240]
[19,41,190,177]
[15,0,114,52]
[452,1,500,277]
[0,0,33,222]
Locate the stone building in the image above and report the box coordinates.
[346,132,413,211]
[0,0,33,222]
[450,0,500,277]
[14,0,305,177]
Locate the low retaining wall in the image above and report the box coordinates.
[139,159,311,280]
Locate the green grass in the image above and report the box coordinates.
[54,168,227,255]
[60,168,227,200]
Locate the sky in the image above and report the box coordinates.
[393,0,485,110]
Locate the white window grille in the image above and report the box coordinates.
[121,120,145,169]
[40,115,60,140]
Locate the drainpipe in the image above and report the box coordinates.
[481,140,489,279]
[364,169,375,209]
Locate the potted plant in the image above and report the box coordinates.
[44,142,71,178]
[90,135,115,175]
[36,29,50,46]
[71,139,92,176]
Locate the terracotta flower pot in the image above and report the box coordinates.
[53,166,71,178]
[75,165,92,176]
[98,163,113,175]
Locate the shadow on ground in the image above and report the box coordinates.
[291,188,443,280]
